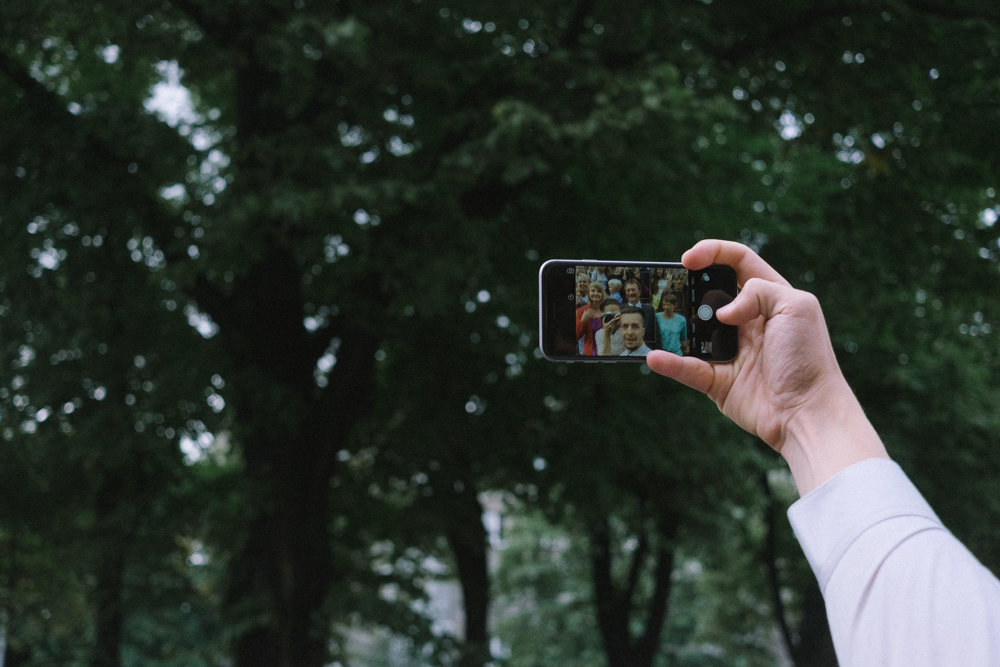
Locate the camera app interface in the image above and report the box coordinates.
[571,265,736,360]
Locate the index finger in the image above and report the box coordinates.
[681,240,790,288]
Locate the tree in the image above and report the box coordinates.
[0,21,228,667]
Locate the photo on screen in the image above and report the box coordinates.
[573,265,691,358]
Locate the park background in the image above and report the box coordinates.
[1,1,999,665]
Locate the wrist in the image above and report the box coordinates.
[778,379,890,496]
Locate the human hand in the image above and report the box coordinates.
[647,240,887,493]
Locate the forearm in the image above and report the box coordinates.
[778,378,889,496]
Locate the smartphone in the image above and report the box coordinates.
[538,260,738,362]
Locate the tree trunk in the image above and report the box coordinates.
[91,546,125,667]
[791,582,837,667]
[443,479,491,666]
[91,452,138,667]
[209,243,379,667]
[589,515,676,667]
[227,462,334,667]
[215,220,336,664]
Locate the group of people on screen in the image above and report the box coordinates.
[575,266,689,357]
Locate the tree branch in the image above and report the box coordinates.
[623,527,650,608]
[636,541,675,665]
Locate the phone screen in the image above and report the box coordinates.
[538,260,738,362]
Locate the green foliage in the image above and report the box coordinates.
[493,508,605,666]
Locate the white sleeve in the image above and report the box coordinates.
[787,458,1000,666]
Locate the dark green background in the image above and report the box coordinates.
[1,2,998,665]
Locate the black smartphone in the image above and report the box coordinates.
[538,260,739,362]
